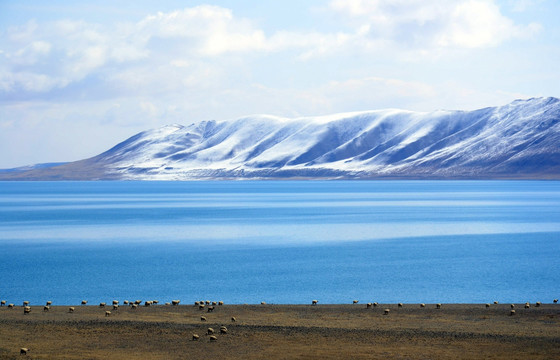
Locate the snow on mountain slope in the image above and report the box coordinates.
[2,97,559,180]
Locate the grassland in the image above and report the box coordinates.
[1,302,559,359]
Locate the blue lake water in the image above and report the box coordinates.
[0,180,559,305]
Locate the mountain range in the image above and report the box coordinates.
[2,97,559,180]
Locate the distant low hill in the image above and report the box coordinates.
[2,97,559,180]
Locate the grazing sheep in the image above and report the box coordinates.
[353,300,359,304]
[201,316,207,321]
[209,335,218,341]
[554,299,558,303]
[194,301,200,306]
[24,306,31,314]
[384,309,390,315]
[525,303,530,309]
[312,300,318,305]
[436,303,441,309]
[112,300,119,305]
[220,327,227,334]
[373,302,378,307]
[494,301,499,305]
[207,306,214,313]
[261,301,267,305]
[366,303,372,309]
[205,301,210,305]
[420,304,426,308]
[134,300,142,305]
[69,307,75,313]
[113,305,119,310]
[536,302,541,307]
[123,300,129,305]
[510,304,515,309]
[23,301,29,306]
[165,302,170,306]
[510,310,516,316]
[144,301,152,307]
[231,317,236,322]
[172,300,180,306]
[398,303,403,308]
[152,300,159,305]
[192,334,199,341]
[218,301,224,306]
[46,301,52,306]
[43,306,50,312]
[105,311,111,317]
[81,300,87,305]
[1,300,5,306]
[486,304,491,308]
[212,301,217,306]
[20,348,29,355]
[99,302,106,308]
[131,304,138,310]
[8,303,14,308]
[199,304,205,310]
[207,328,214,335]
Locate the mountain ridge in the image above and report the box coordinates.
[2,97,559,180]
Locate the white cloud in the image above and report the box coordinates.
[329,0,541,49]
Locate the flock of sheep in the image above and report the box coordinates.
[2,297,558,356]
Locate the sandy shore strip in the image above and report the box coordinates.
[1,302,559,359]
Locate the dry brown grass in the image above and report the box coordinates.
[0,303,559,359]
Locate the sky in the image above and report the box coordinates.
[1,0,559,168]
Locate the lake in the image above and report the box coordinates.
[0,180,559,305]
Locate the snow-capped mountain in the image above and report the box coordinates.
[2,97,560,180]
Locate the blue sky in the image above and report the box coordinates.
[1,0,559,168]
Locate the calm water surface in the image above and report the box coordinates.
[1,181,559,304]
